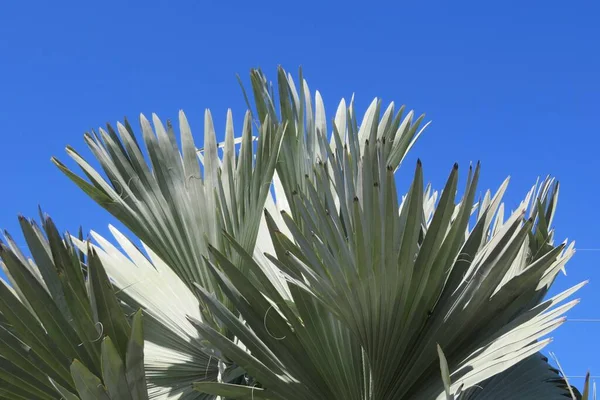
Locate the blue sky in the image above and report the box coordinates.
[1,0,598,389]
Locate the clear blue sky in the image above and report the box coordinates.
[1,0,598,388]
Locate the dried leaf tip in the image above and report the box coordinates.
[453,162,459,170]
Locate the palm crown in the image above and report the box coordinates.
[0,68,591,399]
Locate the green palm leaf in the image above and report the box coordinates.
[0,216,152,399]
[71,227,220,399]
[187,68,585,399]
[455,353,582,399]
[54,104,287,399]
[33,67,586,399]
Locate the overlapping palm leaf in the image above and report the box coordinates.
[52,107,285,297]
[188,68,585,399]
[5,67,581,399]
[52,102,288,398]
[450,353,582,399]
[70,225,221,399]
[0,216,149,399]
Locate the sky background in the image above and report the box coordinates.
[1,0,598,390]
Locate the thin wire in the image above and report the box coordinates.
[563,250,600,326]
[567,319,600,322]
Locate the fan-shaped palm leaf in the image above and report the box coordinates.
[45,67,586,399]
[188,68,585,399]
[53,104,288,398]
[453,353,582,399]
[0,216,149,399]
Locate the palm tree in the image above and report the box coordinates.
[0,68,592,399]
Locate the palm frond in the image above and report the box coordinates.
[44,67,587,399]
[53,109,285,299]
[53,107,288,398]
[454,353,582,399]
[71,227,220,399]
[0,216,150,399]
[189,68,584,400]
